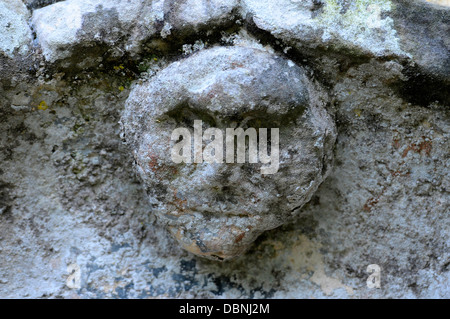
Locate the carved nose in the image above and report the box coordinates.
[195,164,247,190]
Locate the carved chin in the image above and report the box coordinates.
[160,203,269,261]
[168,223,262,261]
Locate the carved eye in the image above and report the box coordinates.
[225,105,304,130]
[160,104,218,128]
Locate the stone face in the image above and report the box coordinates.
[241,0,449,97]
[391,0,450,102]
[32,0,162,63]
[31,0,238,65]
[167,0,238,29]
[121,45,336,260]
[241,0,407,58]
[0,0,32,58]
[0,0,33,92]
[22,0,64,10]
[426,0,450,6]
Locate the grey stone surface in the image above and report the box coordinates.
[240,0,449,103]
[391,0,450,100]
[0,0,34,103]
[0,0,32,58]
[0,0,448,298]
[32,0,164,63]
[31,0,238,65]
[22,0,63,10]
[121,45,336,261]
[240,0,407,58]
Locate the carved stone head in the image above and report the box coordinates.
[121,46,336,261]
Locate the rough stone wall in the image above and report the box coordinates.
[0,0,448,298]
